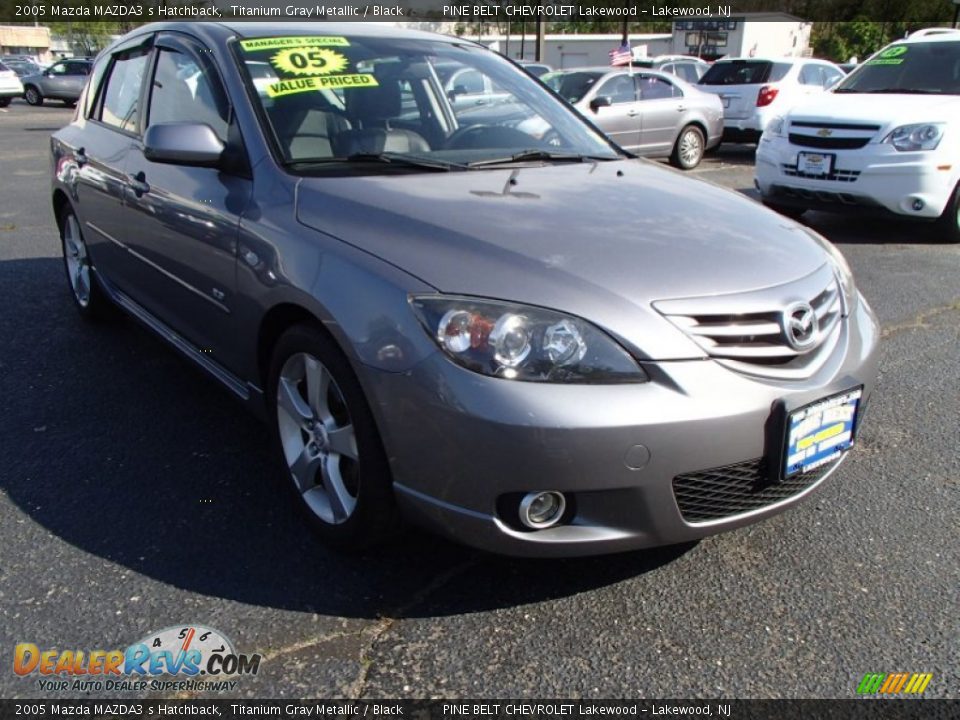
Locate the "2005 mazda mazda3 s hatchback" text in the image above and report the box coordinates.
[51,23,879,556]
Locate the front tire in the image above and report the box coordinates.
[24,86,42,106]
[935,182,960,244]
[59,205,110,320]
[0,97,11,108]
[670,125,705,170]
[268,324,399,550]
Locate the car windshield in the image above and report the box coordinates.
[235,34,620,171]
[699,60,791,85]
[833,41,960,95]
[541,70,606,103]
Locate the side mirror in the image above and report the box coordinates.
[589,96,612,112]
[143,122,224,168]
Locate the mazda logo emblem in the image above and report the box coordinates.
[782,302,818,351]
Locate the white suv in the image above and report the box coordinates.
[698,57,845,143]
[756,29,960,243]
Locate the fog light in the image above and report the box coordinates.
[519,491,566,529]
[911,198,925,211]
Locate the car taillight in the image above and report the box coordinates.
[756,85,779,107]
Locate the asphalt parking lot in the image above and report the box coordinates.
[1,99,957,700]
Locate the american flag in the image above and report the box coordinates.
[609,43,632,67]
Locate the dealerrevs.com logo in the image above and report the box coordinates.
[14,625,261,693]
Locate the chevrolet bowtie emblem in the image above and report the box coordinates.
[817,128,833,137]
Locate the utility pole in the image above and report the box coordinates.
[520,21,526,60]
[535,18,545,62]
[954,0,960,29]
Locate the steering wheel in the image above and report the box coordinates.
[445,124,539,150]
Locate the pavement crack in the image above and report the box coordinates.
[349,554,480,698]
[881,300,960,339]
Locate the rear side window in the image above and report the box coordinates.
[638,75,679,100]
[799,64,826,86]
[98,48,150,133]
[596,74,637,104]
[674,63,701,83]
[700,60,790,85]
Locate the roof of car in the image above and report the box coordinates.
[216,21,460,43]
[901,28,960,43]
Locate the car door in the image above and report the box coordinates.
[120,33,252,371]
[72,39,153,293]
[40,60,72,98]
[586,74,641,152]
[62,60,91,100]
[635,74,683,156]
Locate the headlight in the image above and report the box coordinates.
[410,296,647,383]
[804,230,857,314]
[883,123,944,152]
[764,116,786,138]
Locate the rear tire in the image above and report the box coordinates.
[24,86,42,106]
[267,323,400,551]
[762,200,807,221]
[935,182,960,244]
[59,205,111,321]
[670,125,705,170]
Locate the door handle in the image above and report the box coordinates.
[74,147,88,167]
[676,105,687,112]
[627,110,640,117]
[128,171,150,197]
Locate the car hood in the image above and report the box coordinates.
[296,160,828,360]
[788,92,959,129]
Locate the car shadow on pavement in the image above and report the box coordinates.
[0,257,695,620]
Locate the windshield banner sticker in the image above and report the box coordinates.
[266,73,379,98]
[270,47,349,76]
[239,36,349,52]
[868,45,908,65]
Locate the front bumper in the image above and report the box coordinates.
[361,297,880,557]
[0,84,24,98]
[756,136,958,219]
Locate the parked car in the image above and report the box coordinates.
[698,57,846,143]
[52,22,878,557]
[542,67,722,169]
[0,61,24,107]
[632,55,710,83]
[21,58,93,107]
[2,58,42,78]
[516,60,553,78]
[756,28,960,243]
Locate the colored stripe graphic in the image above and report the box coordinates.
[857,672,932,694]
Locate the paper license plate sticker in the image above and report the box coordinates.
[868,45,908,66]
[784,388,862,477]
[798,152,832,176]
[240,36,350,52]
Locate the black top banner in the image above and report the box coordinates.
[0,0,957,24]
[0,700,957,720]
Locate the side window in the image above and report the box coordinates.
[799,64,824,86]
[84,55,111,118]
[823,67,843,87]
[596,75,636,104]
[675,63,700,83]
[660,63,675,76]
[98,48,149,133]
[450,69,485,95]
[48,62,68,76]
[66,62,89,76]
[147,48,229,140]
[637,76,678,101]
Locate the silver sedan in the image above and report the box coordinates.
[543,67,724,169]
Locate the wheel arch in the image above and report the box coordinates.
[52,188,71,229]
[256,302,328,391]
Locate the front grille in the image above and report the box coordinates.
[655,264,845,380]
[673,457,835,523]
[782,164,861,183]
[788,133,871,150]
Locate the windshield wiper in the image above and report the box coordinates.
[467,150,617,168]
[288,153,466,171]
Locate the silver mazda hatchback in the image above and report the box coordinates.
[51,23,879,557]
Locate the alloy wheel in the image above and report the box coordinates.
[276,352,360,525]
[63,214,91,307]
[679,129,703,167]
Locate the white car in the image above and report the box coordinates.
[698,57,845,143]
[755,28,960,243]
[0,60,24,107]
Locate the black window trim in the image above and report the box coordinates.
[88,33,155,139]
